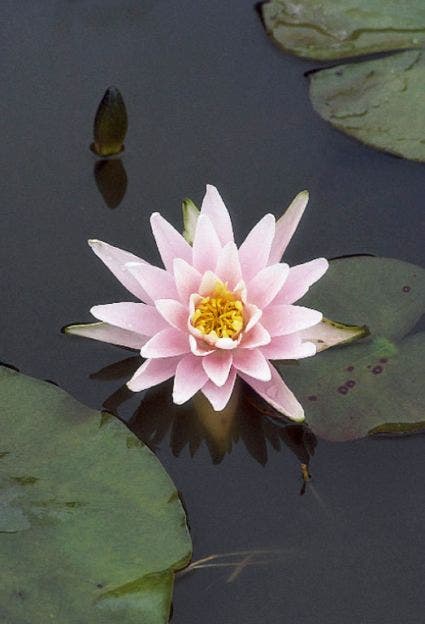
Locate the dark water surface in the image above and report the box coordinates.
[2,1,425,622]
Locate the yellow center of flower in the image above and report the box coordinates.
[192,282,244,340]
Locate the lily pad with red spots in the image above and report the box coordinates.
[276,256,425,441]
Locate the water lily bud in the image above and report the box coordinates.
[92,87,128,156]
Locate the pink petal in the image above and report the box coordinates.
[126,262,178,301]
[200,184,234,245]
[202,350,233,386]
[155,299,188,331]
[150,212,193,271]
[233,348,271,381]
[202,368,237,411]
[240,323,271,349]
[90,302,167,336]
[192,214,222,274]
[140,328,190,358]
[173,258,202,304]
[65,321,147,349]
[215,242,242,289]
[238,214,275,281]
[268,191,309,264]
[173,354,209,404]
[244,303,262,333]
[215,337,240,350]
[272,258,329,305]
[247,263,289,308]
[261,334,316,359]
[239,364,304,422]
[127,357,180,392]
[198,270,221,297]
[189,334,215,356]
[88,240,152,303]
[261,305,323,336]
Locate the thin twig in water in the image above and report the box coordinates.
[178,548,288,581]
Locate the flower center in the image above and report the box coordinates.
[191,282,244,340]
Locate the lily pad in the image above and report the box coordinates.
[0,366,191,623]
[261,0,425,60]
[277,256,425,441]
[308,49,425,162]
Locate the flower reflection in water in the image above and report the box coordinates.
[90,355,317,471]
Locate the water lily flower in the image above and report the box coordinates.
[68,185,329,422]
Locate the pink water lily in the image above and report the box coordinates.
[69,185,329,422]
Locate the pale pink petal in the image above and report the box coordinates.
[215,242,242,289]
[200,184,234,245]
[192,214,222,273]
[65,321,147,350]
[91,302,167,336]
[198,270,221,297]
[240,323,271,349]
[272,258,329,305]
[247,263,289,308]
[261,305,323,336]
[268,191,309,264]
[202,350,233,387]
[232,280,248,304]
[140,328,190,358]
[173,258,202,303]
[244,303,262,333]
[215,337,240,350]
[88,240,152,303]
[150,212,193,271]
[238,214,275,281]
[202,368,237,411]
[261,334,317,359]
[239,364,304,422]
[173,354,209,404]
[189,334,215,356]
[127,357,180,392]
[126,262,178,301]
[233,348,271,381]
[155,299,188,331]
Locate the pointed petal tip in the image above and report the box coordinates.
[172,392,185,406]
[126,379,137,392]
[290,409,305,423]
[271,397,305,422]
[206,183,218,192]
[89,305,100,317]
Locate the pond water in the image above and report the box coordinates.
[2,1,425,622]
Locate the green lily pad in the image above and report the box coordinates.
[0,366,191,623]
[308,50,425,162]
[261,0,425,60]
[277,256,425,441]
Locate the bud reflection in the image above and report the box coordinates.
[94,158,127,209]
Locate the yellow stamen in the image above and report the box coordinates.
[192,281,244,340]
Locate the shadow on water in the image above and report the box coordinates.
[89,356,317,468]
